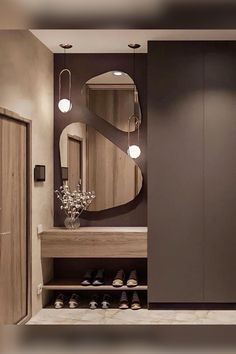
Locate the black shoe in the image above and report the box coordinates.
[69,294,80,309]
[131,291,141,310]
[89,294,99,309]
[112,269,125,287]
[54,294,66,309]
[101,294,111,309]
[92,269,105,286]
[81,269,94,286]
[119,291,129,310]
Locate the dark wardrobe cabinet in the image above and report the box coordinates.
[148,41,236,304]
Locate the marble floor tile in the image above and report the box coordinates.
[27,309,236,325]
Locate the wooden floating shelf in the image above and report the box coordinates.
[41,227,147,258]
[43,279,147,291]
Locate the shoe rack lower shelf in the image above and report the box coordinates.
[43,279,147,291]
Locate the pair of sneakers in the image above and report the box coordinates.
[81,269,105,286]
[54,293,80,309]
[112,269,138,287]
[119,291,141,310]
[89,294,111,309]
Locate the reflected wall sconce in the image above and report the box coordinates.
[61,167,68,181]
[127,43,141,159]
[58,44,73,113]
[127,114,141,159]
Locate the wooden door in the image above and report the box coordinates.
[0,115,27,324]
[68,136,82,191]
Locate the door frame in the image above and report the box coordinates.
[67,133,84,189]
[0,107,32,324]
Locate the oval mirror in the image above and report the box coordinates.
[84,71,141,132]
[59,122,143,211]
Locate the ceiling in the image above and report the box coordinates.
[3,1,236,30]
[12,0,161,17]
[31,30,236,53]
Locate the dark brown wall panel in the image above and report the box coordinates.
[148,42,205,303]
[54,54,147,227]
[148,41,236,304]
[204,42,236,302]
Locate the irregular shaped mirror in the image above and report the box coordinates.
[59,122,143,211]
[84,71,141,132]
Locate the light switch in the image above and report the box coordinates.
[34,165,46,182]
[37,224,43,235]
[37,283,43,295]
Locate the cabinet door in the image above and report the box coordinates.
[148,42,205,303]
[204,43,236,302]
[0,116,27,323]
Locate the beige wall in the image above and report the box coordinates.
[0,30,54,315]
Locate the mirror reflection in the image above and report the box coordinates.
[84,71,141,132]
[60,123,143,211]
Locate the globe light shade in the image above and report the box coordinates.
[58,98,72,113]
[127,145,141,159]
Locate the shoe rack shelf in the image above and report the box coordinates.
[43,279,148,291]
[41,227,148,308]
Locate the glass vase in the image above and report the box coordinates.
[64,216,80,229]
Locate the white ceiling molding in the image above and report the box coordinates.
[31,29,236,54]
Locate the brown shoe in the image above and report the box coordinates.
[112,269,125,287]
[131,291,141,310]
[127,270,138,287]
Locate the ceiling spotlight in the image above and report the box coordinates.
[113,71,123,76]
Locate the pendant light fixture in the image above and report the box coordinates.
[127,43,141,159]
[58,44,73,113]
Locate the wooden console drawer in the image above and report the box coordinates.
[41,227,147,258]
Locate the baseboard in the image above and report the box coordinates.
[148,303,236,310]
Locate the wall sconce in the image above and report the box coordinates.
[58,44,73,113]
[127,43,141,159]
[127,114,141,159]
[34,165,46,182]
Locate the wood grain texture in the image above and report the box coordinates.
[41,227,147,258]
[68,136,82,191]
[0,115,27,324]
[86,126,142,211]
[87,86,135,132]
[0,107,31,124]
